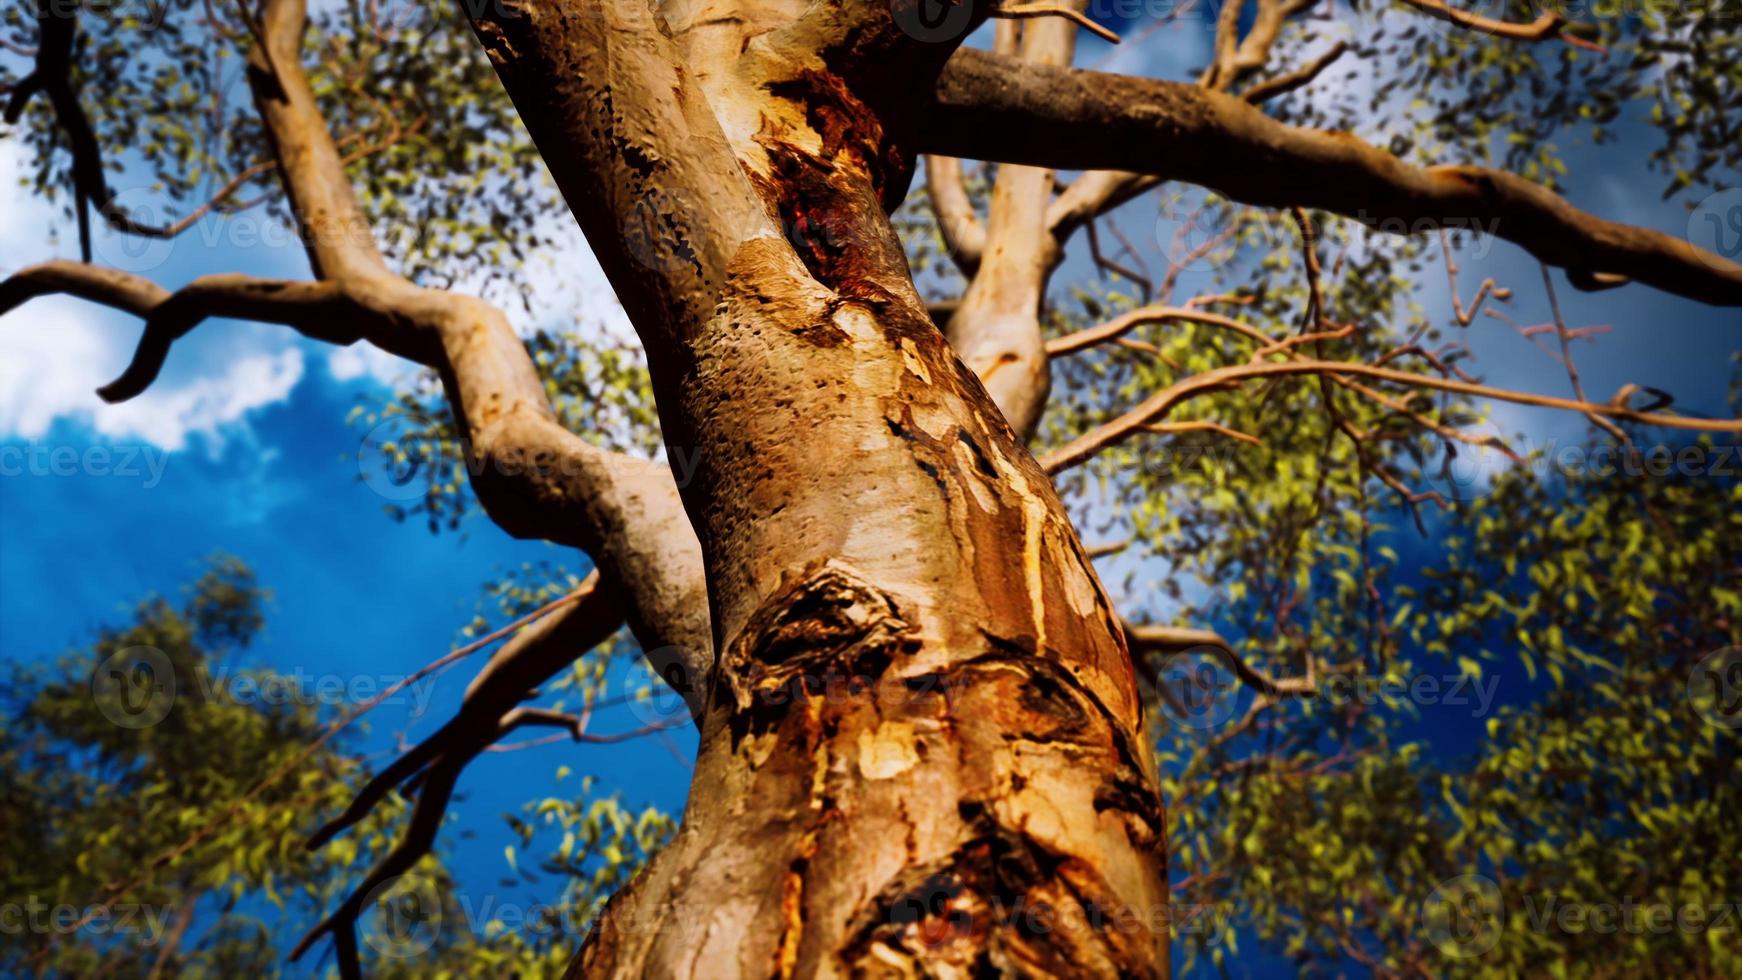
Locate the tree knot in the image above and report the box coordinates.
[713,562,917,739]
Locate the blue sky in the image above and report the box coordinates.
[2,11,1738,978]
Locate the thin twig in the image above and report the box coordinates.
[991,3,1122,42]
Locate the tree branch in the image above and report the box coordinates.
[1200,0,1319,93]
[1241,40,1349,104]
[4,0,715,694]
[1047,171,1160,240]
[924,49,1742,306]
[1041,357,1742,473]
[1125,622,1319,697]
[923,155,986,276]
[1395,0,1565,41]
[990,3,1121,42]
[292,574,640,978]
[1047,304,1261,357]
[5,1,278,260]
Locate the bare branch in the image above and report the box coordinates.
[924,49,1742,306]
[293,575,632,978]
[1395,0,1565,41]
[1201,0,1320,93]
[923,155,986,275]
[1540,263,1628,442]
[0,261,168,318]
[990,3,1122,42]
[305,575,620,850]
[1439,227,1513,327]
[1084,220,1154,299]
[1048,304,1266,357]
[1241,40,1349,105]
[1145,421,1262,445]
[1047,171,1161,239]
[1083,536,1132,559]
[1042,358,1742,473]
[1125,622,1319,697]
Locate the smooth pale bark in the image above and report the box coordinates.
[923,48,1742,305]
[458,2,1170,975]
[937,19,1067,442]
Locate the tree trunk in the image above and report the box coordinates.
[456,2,1171,975]
[580,240,1168,977]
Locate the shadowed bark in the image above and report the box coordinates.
[924,49,1742,305]
[458,1,1169,975]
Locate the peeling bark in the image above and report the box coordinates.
[455,2,1169,975]
[925,48,1742,305]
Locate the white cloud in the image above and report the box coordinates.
[0,297,117,440]
[0,292,305,452]
[327,343,412,385]
[1,142,307,453]
[93,346,305,452]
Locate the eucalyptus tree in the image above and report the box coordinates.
[2,0,1738,975]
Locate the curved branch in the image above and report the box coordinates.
[1201,0,1319,93]
[924,49,1742,306]
[288,763,459,974]
[1047,304,1263,357]
[1041,357,1742,473]
[1395,0,1564,41]
[293,574,639,978]
[1124,622,1318,697]
[990,3,1121,42]
[1047,171,1160,241]
[1241,40,1349,104]
[306,573,621,850]
[0,261,167,318]
[923,155,986,276]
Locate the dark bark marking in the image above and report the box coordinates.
[839,813,1150,978]
[712,562,918,743]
